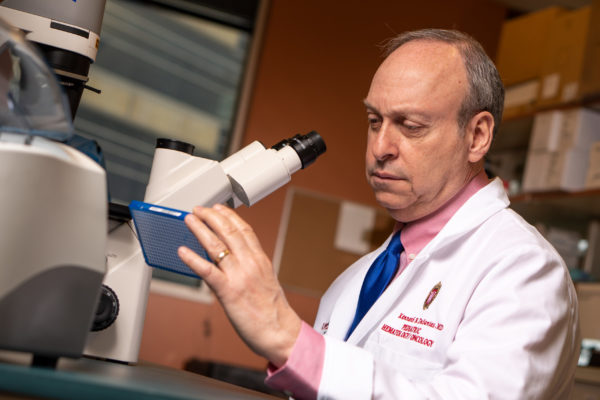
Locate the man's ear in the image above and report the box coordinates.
[467,111,494,163]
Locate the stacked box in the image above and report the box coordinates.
[580,0,600,99]
[522,111,563,192]
[522,108,600,192]
[496,6,566,86]
[528,110,563,151]
[499,2,600,118]
[496,7,566,118]
[537,6,594,108]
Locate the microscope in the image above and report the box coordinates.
[0,1,108,368]
[0,0,326,366]
[87,131,325,364]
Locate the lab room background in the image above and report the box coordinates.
[77,0,600,393]
[137,0,504,370]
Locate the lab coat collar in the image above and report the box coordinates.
[344,178,509,344]
[425,177,510,253]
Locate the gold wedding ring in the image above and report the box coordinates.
[215,249,230,264]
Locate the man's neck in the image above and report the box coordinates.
[395,170,489,263]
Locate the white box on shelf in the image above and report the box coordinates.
[545,147,591,191]
[504,80,540,109]
[585,142,600,188]
[522,150,554,192]
[559,108,600,150]
[529,110,563,151]
[589,142,600,168]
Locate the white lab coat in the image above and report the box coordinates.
[313,178,579,400]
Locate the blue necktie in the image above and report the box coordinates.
[345,231,403,340]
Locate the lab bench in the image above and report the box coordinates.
[0,351,279,400]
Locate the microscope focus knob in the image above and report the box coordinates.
[91,284,119,331]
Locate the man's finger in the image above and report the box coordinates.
[185,214,236,274]
[184,213,232,262]
[192,206,254,257]
[177,245,224,291]
[212,204,265,253]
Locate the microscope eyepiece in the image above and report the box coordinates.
[272,130,326,169]
[156,138,195,155]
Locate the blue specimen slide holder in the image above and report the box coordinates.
[129,200,211,278]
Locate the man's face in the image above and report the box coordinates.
[365,40,477,222]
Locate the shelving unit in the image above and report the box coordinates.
[489,100,600,233]
[510,189,600,233]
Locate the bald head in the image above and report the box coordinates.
[383,29,504,138]
[371,40,468,133]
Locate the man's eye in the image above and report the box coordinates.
[401,120,424,133]
[368,116,381,130]
[404,122,421,130]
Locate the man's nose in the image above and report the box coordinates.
[371,123,399,161]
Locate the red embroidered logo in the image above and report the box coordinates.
[423,282,441,310]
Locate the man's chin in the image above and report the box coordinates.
[373,194,423,222]
[374,187,408,202]
[374,194,410,211]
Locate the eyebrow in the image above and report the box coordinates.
[363,99,378,112]
[363,99,432,122]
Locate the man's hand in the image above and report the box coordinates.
[178,204,302,367]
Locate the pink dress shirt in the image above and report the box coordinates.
[265,171,490,399]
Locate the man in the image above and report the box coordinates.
[178,29,580,399]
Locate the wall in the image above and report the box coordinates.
[139,0,507,370]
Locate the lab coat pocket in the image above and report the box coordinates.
[364,336,443,382]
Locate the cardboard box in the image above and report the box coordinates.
[496,6,566,87]
[580,0,600,99]
[537,6,594,107]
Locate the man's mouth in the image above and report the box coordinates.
[371,170,403,180]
